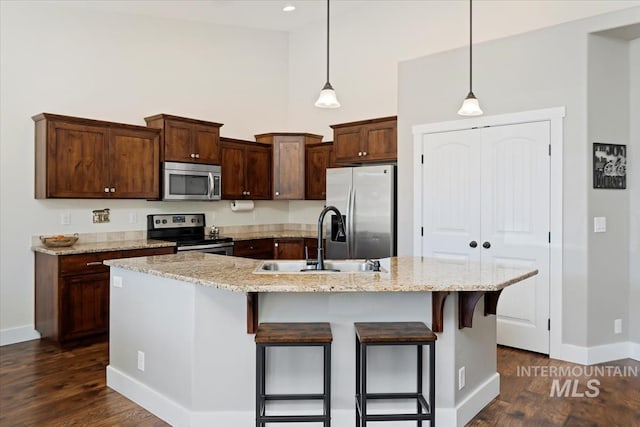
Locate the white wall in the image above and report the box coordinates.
[397,8,640,349]
[587,33,630,346]
[0,2,292,339]
[630,38,640,346]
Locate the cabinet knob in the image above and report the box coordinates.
[483,241,491,249]
[247,191,250,195]
[275,191,279,196]
[104,187,110,193]
[274,242,279,247]
[110,188,116,192]
[195,153,200,158]
[469,241,478,248]
[363,151,367,156]
[190,153,195,158]
[358,151,362,156]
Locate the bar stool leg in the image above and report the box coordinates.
[355,335,361,427]
[417,345,423,427]
[324,342,331,427]
[255,344,265,427]
[362,342,368,427]
[430,342,436,427]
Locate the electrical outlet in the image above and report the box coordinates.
[458,366,466,390]
[594,217,606,233]
[137,351,145,371]
[60,212,70,225]
[112,276,123,288]
[614,319,622,334]
[128,212,137,224]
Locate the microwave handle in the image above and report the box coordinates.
[209,173,221,200]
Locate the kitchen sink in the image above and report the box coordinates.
[253,259,387,274]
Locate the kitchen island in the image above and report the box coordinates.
[105,253,536,427]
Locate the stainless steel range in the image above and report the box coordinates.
[147,213,234,255]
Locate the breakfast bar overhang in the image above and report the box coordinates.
[104,253,537,427]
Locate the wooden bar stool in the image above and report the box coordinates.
[354,322,437,426]
[255,322,332,427]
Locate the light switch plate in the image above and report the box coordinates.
[113,276,123,288]
[594,217,606,233]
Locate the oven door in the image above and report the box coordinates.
[163,162,221,201]
[177,243,234,256]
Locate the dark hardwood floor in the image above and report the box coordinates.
[1,339,638,426]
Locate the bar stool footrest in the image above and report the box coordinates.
[264,393,327,401]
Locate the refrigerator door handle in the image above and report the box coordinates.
[349,187,356,259]
[346,185,353,259]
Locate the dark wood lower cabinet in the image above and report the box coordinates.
[273,238,304,260]
[35,246,174,344]
[60,272,109,341]
[233,239,274,259]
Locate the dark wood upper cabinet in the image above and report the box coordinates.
[255,133,323,200]
[331,116,397,164]
[33,113,160,199]
[305,142,334,200]
[220,137,271,200]
[144,114,223,165]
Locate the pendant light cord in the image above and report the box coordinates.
[326,0,330,83]
[469,0,473,93]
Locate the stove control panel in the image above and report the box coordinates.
[147,214,205,229]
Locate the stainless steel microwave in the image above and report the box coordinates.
[163,162,221,201]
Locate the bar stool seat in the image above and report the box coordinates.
[255,322,332,427]
[355,321,437,426]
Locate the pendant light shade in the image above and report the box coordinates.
[458,0,482,116]
[315,0,340,108]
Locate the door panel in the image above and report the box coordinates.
[421,122,550,354]
[109,128,160,198]
[481,122,550,354]
[165,120,192,162]
[325,167,352,259]
[353,165,394,259]
[193,124,220,164]
[422,129,481,262]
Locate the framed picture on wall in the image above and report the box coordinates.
[593,143,626,189]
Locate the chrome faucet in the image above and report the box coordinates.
[316,205,346,270]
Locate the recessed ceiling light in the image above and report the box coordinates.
[283,4,296,12]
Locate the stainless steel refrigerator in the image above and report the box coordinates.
[325,164,396,259]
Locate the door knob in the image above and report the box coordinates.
[483,241,491,249]
[469,241,477,248]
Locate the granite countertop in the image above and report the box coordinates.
[31,239,175,256]
[104,252,538,293]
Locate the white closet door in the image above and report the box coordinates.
[421,122,550,354]
[481,122,550,354]
[421,129,481,262]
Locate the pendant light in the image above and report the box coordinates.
[458,0,483,116]
[315,0,340,108]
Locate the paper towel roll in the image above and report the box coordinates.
[230,200,255,212]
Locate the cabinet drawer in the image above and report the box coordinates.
[120,247,175,259]
[234,239,273,258]
[60,252,118,275]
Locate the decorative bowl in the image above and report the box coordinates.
[40,233,79,248]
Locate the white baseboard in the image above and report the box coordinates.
[455,373,500,427]
[107,366,191,426]
[0,325,40,346]
[108,363,497,427]
[552,341,639,365]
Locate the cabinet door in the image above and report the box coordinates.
[273,239,304,260]
[46,121,109,197]
[164,120,193,162]
[333,125,362,163]
[60,272,109,341]
[234,239,274,259]
[305,144,332,199]
[220,142,246,199]
[192,123,220,164]
[362,119,397,162]
[273,136,305,200]
[109,128,160,198]
[245,146,272,199]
